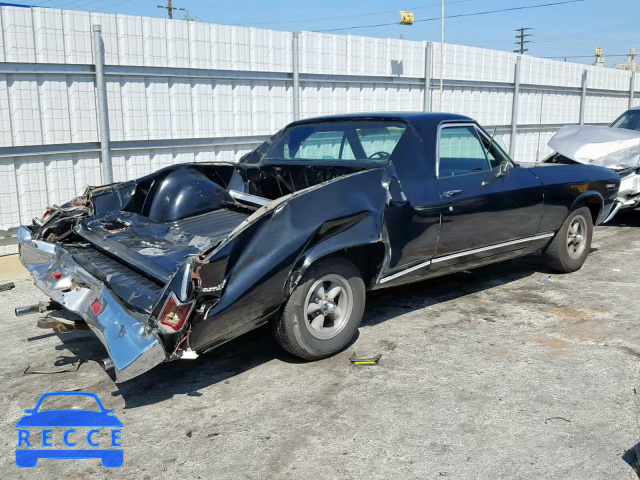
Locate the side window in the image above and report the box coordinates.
[438,126,491,177]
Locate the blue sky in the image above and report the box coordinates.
[33,0,640,65]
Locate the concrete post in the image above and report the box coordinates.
[509,56,521,158]
[292,32,300,121]
[92,25,113,184]
[579,69,587,125]
[424,42,433,112]
[629,72,636,110]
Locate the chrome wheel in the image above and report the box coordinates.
[566,214,587,259]
[304,274,353,340]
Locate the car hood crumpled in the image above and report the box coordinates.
[548,125,640,170]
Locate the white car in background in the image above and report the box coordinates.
[545,107,640,222]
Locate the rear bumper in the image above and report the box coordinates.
[17,226,166,382]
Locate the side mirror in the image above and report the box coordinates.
[497,160,511,177]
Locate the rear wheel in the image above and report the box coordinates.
[543,206,593,273]
[272,257,365,360]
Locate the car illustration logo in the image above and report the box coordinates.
[15,391,123,468]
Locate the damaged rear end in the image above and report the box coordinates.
[18,159,385,382]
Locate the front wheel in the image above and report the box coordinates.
[542,206,593,273]
[272,257,365,360]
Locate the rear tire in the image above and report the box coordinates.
[543,206,593,273]
[272,257,365,360]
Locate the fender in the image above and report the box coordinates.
[569,191,604,224]
[570,191,604,210]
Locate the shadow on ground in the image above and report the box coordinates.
[601,210,640,228]
[49,245,570,408]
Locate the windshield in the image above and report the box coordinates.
[264,121,407,162]
[610,110,640,131]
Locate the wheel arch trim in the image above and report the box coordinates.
[569,191,604,224]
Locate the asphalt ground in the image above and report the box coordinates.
[0,212,639,479]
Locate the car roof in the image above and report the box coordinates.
[287,112,474,130]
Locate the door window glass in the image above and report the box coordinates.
[438,126,491,177]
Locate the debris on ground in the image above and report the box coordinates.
[23,357,86,375]
[0,282,15,292]
[544,416,571,424]
[350,353,382,365]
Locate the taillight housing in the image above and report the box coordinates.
[159,294,193,332]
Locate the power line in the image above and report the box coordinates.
[543,54,629,59]
[65,0,107,9]
[92,0,132,12]
[49,0,96,8]
[238,0,474,27]
[316,0,585,33]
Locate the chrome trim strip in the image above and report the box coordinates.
[379,259,432,284]
[431,233,554,264]
[378,232,555,284]
[603,200,623,224]
[229,190,272,207]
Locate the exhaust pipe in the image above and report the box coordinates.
[15,301,55,317]
[15,305,40,316]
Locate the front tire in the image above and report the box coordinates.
[543,206,593,273]
[272,257,365,360]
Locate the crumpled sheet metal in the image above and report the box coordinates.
[548,125,640,170]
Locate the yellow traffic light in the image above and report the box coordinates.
[400,10,414,25]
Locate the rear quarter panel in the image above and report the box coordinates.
[189,168,389,351]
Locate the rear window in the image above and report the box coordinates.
[610,110,640,131]
[264,121,407,162]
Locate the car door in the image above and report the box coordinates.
[431,123,544,269]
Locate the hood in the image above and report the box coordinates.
[548,125,640,170]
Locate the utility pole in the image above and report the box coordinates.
[440,0,444,112]
[157,0,185,19]
[514,27,532,54]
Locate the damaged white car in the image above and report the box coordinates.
[545,107,640,221]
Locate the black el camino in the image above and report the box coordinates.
[16,113,620,381]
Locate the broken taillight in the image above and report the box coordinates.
[159,295,193,331]
[52,272,63,280]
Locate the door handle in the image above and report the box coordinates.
[442,189,462,198]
